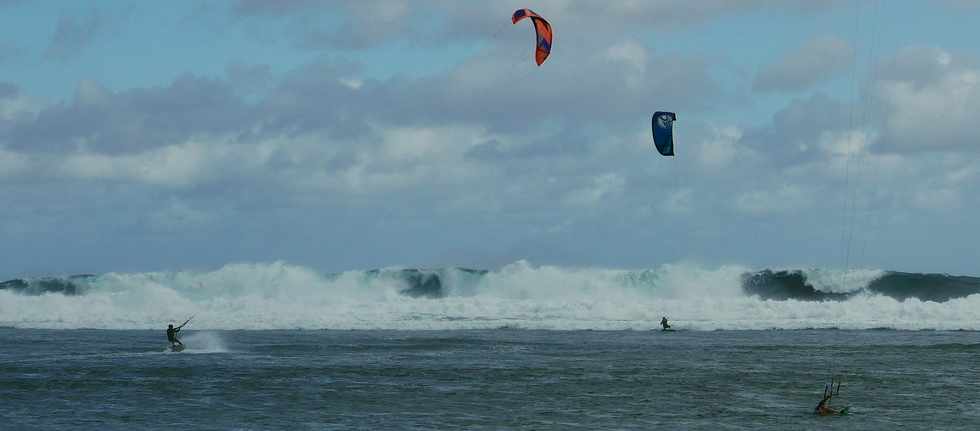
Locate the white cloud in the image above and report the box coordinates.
[606,40,648,72]
[563,173,626,207]
[877,53,980,150]
[734,184,811,215]
[338,78,363,90]
[606,40,650,90]
[288,125,495,196]
[697,126,742,168]
[378,126,477,164]
[1,122,497,201]
[817,129,872,158]
[53,136,277,187]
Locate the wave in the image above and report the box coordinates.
[1,261,979,330]
[742,269,980,302]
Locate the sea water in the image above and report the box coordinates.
[2,329,979,430]
[3,261,980,429]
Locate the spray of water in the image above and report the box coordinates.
[2,261,977,330]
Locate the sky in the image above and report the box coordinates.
[1,0,978,276]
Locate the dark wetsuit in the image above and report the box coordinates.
[661,318,671,330]
[167,326,183,347]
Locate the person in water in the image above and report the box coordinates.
[167,323,184,349]
[814,393,837,416]
[815,380,846,416]
[661,316,671,330]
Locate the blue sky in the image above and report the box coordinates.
[1,1,978,276]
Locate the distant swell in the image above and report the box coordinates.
[0,274,95,296]
[1,262,979,330]
[742,270,980,302]
[6,268,979,303]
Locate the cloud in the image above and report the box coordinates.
[563,173,626,207]
[441,0,838,37]
[817,129,872,158]
[902,156,978,211]
[299,1,412,50]
[696,126,742,168]
[740,93,852,166]
[255,36,721,145]
[734,184,811,215]
[44,12,105,61]
[9,3,980,274]
[753,36,854,93]
[606,40,648,72]
[54,138,247,187]
[873,47,980,152]
[312,125,490,195]
[233,0,414,51]
[6,76,251,154]
[0,83,41,122]
[230,1,840,52]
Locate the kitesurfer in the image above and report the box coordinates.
[814,393,837,416]
[661,316,671,330]
[167,322,185,349]
[815,380,844,416]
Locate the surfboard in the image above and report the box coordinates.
[838,406,850,416]
[168,344,185,352]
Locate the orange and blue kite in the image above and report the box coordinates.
[512,9,552,66]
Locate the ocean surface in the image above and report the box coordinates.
[2,262,980,429]
[2,329,979,430]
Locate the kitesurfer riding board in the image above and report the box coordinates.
[166,316,193,352]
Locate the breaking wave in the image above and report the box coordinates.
[1,261,979,330]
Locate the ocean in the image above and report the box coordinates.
[2,261,980,429]
[3,329,979,430]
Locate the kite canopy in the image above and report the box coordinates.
[651,111,677,156]
[512,9,553,66]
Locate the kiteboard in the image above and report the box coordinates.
[168,344,185,353]
[661,328,675,332]
[838,406,850,416]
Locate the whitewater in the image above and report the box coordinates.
[2,260,979,331]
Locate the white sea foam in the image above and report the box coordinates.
[0,261,977,330]
[178,331,230,353]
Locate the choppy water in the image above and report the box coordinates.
[3,328,979,430]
